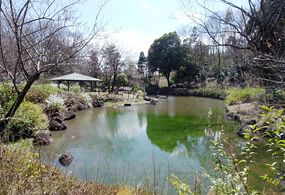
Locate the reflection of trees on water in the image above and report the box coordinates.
[146,113,234,158]
[146,113,206,155]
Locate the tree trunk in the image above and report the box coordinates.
[110,72,117,93]
[0,74,39,134]
[166,73,171,87]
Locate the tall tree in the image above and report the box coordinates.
[102,44,126,92]
[138,51,147,74]
[148,32,182,87]
[0,0,107,134]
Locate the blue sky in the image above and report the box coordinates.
[77,0,246,59]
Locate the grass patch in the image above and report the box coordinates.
[225,87,266,105]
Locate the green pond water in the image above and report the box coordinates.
[42,96,269,193]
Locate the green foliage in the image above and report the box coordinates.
[244,106,285,187]
[265,88,285,104]
[190,87,226,99]
[209,138,256,195]
[45,94,65,112]
[168,175,195,195]
[132,84,141,93]
[173,62,199,84]
[26,84,62,103]
[225,87,266,105]
[145,84,159,95]
[0,83,17,113]
[6,101,48,140]
[78,93,92,107]
[116,73,128,87]
[70,83,82,93]
[148,32,182,86]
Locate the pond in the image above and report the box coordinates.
[42,96,244,192]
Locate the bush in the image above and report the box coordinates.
[45,94,65,112]
[78,93,92,107]
[5,101,48,140]
[245,106,285,187]
[145,84,159,95]
[132,84,141,93]
[190,87,226,99]
[225,87,266,105]
[70,83,82,93]
[0,83,17,113]
[26,84,62,103]
[116,73,128,87]
[265,88,285,104]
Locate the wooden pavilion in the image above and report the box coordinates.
[50,73,102,91]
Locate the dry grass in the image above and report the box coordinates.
[0,140,121,195]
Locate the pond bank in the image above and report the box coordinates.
[150,87,226,100]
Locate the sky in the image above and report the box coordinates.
[77,0,246,60]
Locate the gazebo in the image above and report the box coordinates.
[50,73,102,91]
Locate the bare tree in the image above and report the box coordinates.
[181,0,285,53]
[181,0,285,86]
[102,43,128,93]
[0,0,107,133]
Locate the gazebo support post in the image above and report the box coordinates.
[90,81,93,92]
[57,81,61,89]
[67,81,70,91]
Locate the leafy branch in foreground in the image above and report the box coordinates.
[244,106,285,188]
[209,137,256,195]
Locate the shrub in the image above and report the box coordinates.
[116,73,128,87]
[132,84,141,93]
[70,83,82,93]
[190,87,226,99]
[145,84,159,95]
[6,101,48,140]
[0,83,17,113]
[45,94,65,112]
[78,93,92,107]
[225,87,266,105]
[26,84,62,103]
[265,88,285,104]
[244,106,285,187]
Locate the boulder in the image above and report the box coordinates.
[33,130,53,146]
[76,102,87,110]
[236,120,256,138]
[92,100,104,108]
[62,109,76,121]
[58,152,74,167]
[156,95,167,99]
[245,119,257,126]
[226,112,241,123]
[144,96,152,101]
[51,112,62,119]
[49,117,67,131]
[150,98,158,105]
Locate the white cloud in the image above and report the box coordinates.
[172,11,190,24]
[141,3,152,10]
[108,30,157,60]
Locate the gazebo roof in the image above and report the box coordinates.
[50,73,102,82]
